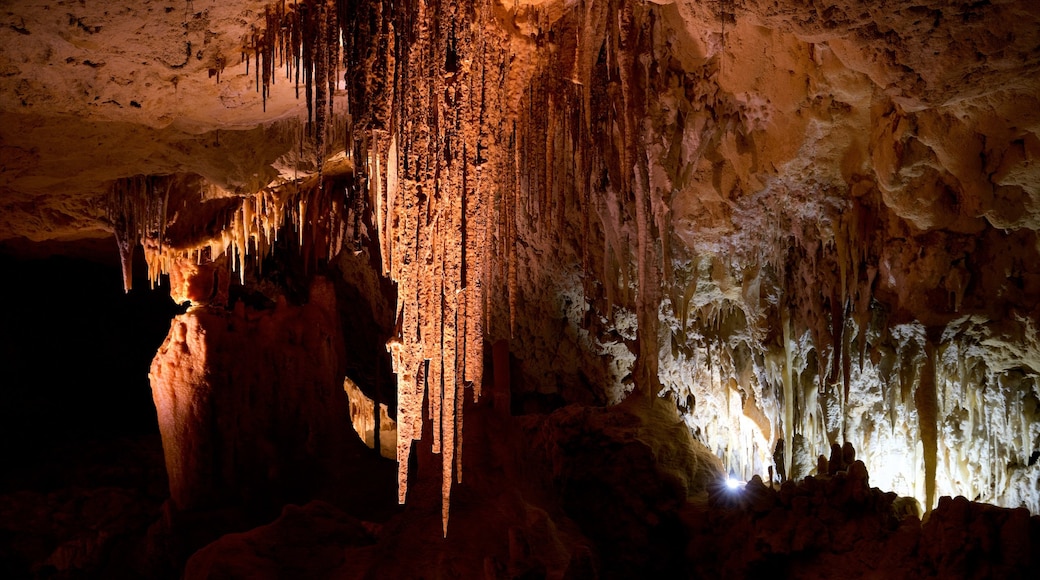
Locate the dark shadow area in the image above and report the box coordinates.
[0,243,185,577]
[0,246,184,472]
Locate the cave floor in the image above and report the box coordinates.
[0,434,168,578]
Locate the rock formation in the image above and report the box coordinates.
[2,0,1040,577]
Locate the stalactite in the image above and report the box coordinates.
[113,222,134,293]
[313,0,330,174]
[118,154,354,295]
[241,0,341,174]
[781,307,795,481]
[337,0,496,535]
[107,175,171,292]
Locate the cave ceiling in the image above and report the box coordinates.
[3,0,1040,522]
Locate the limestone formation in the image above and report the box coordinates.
[2,0,1040,576]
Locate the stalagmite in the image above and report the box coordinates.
[828,443,843,475]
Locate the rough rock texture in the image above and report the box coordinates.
[0,437,168,579]
[485,0,1040,515]
[149,276,354,516]
[3,0,1040,576]
[184,501,377,579]
[518,399,725,577]
[686,461,1040,578]
[343,374,397,459]
[184,398,721,579]
[183,419,1040,579]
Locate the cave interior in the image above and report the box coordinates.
[2,0,1040,577]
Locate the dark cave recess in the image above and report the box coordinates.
[0,243,185,471]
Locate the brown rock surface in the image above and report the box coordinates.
[149,276,353,515]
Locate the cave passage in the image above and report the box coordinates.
[0,248,184,480]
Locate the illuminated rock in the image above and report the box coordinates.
[149,277,351,514]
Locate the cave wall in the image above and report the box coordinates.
[481,0,1040,513]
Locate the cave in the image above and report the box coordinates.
[2,0,1039,577]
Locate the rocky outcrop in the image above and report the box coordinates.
[184,501,377,579]
[687,460,1040,578]
[519,400,723,576]
[0,437,167,579]
[181,422,1040,579]
[149,276,351,515]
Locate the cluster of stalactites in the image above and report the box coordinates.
[234,0,697,535]
[126,173,356,297]
[244,0,341,172]
[107,175,171,292]
[231,0,701,535]
[373,0,496,537]
[227,0,507,536]
[660,306,1040,514]
[476,2,669,409]
[371,0,682,535]
[207,177,355,283]
[671,198,888,485]
[506,0,679,401]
